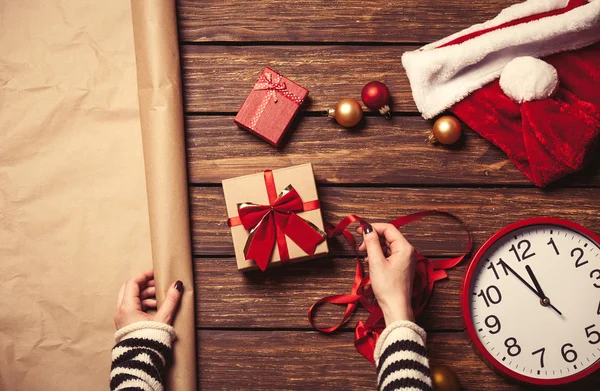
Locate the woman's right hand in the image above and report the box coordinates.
[357,223,417,324]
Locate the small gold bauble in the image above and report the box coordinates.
[429,116,462,145]
[328,98,363,128]
[430,364,461,391]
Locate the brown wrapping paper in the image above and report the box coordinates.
[223,164,329,271]
[0,1,152,389]
[0,1,196,390]
[130,1,197,390]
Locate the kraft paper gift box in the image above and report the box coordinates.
[222,163,328,271]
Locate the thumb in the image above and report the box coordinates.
[155,280,183,325]
[362,223,385,265]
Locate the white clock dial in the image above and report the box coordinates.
[467,223,600,383]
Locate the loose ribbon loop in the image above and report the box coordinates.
[308,210,471,364]
[228,170,325,271]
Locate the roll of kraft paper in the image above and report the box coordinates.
[131,1,197,391]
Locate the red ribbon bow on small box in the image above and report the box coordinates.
[228,170,325,271]
[249,70,305,131]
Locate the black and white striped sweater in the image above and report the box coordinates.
[111,320,430,391]
[110,321,175,391]
[374,321,432,391]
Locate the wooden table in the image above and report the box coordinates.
[176,1,600,389]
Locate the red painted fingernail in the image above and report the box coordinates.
[174,280,183,292]
[363,223,373,234]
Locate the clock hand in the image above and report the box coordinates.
[525,264,546,298]
[525,264,563,316]
[498,260,540,297]
[497,260,563,316]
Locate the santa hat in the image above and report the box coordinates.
[402,0,600,187]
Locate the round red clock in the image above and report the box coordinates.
[462,217,600,385]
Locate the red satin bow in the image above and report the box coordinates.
[308,211,471,363]
[229,170,325,271]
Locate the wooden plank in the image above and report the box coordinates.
[181,45,415,113]
[197,330,600,390]
[194,257,465,330]
[189,187,600,256]
[185,116,600,186]
[177,0,522,43]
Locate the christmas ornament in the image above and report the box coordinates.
[327,98,363,128]
[428,116,461,145]
[402,0,600,187]
[430,365,460,391]
[463,217,600,385]
[361,81,391,118]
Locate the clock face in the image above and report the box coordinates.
[463,218,600,385]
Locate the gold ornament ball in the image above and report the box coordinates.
[429,116,462,145]
[430,365,461,391]
[329,98,363,128]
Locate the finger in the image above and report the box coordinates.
[362,223,386,265]
[155,280,183,325]
[141,298,157,311]
[136,269,154,287]
[122,270,154,308]
[358,237,388,252]
[116,283,125,307]
[147,279,156,288]
[369,223,410,254]
[122,279,142,309]
[140,286,156,300]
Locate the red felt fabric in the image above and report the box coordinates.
[450,42,600,187]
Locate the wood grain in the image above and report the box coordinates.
[197,330,600,390]
[181,45,414,113]
[185,116,600,186]
[190,187,600,256]
[195,257,465,330]
[177,0,522,43]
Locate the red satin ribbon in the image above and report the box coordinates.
[308,210,471,363]
[228,170,325,271]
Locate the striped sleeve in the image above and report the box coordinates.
[374,321,432,391]
[110,321,175,391]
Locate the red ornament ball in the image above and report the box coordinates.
[361,81,391,117]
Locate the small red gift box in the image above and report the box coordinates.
[234,67,308,146]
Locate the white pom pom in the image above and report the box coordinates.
[499,56,559,103]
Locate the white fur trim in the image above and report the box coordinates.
[500,57,558,102]
[402,0,600,118]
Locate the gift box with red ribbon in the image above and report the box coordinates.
[222,164,328,271]
[234,67,308,147]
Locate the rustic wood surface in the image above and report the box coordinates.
[190,187,600,256]
[181,45,415,113]
[197,331,600,391]
[194,257,467,330]
[177,0,600,389]
[186,116,600,186]
[177,0,522,43]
